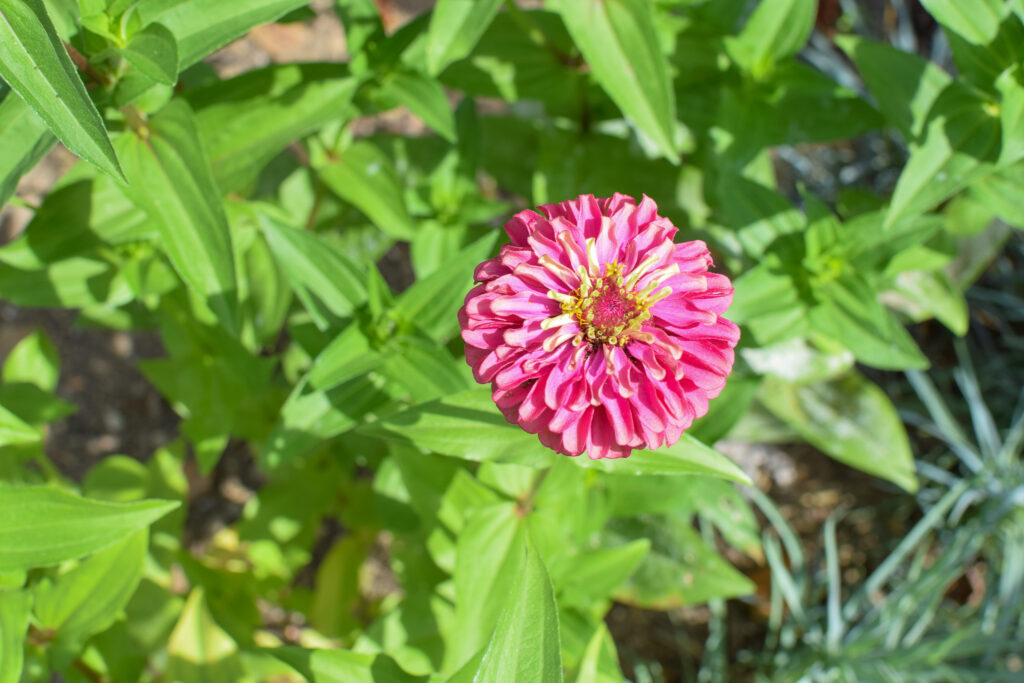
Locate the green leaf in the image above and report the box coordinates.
[573,624,621,683]
[920,0,1005,44]
[362,387,751,482]
[836,35,953,141]
[390,232,498,340]
[449,502,527,672]
[315,140,416,240]
[724,0,816,76]
[258,209,367,328]
[0,590,30,683]
[424,0,503,75]
[2,329,59,392]
[0,90,54,206]
[188,63,359,193]
[271,647,423,683]
[0,487,178,572]
[136,0,310,68]
[553,0,679,161]
[810,274,929,370]
[33,529,147,647]
[919,0,1023,90]
[970,159,1024,227]
[605,514,753,609]
[762,372,918,492]
[0,383,75,426]
[469,539,563,683]
[165,587,246,682]
[548,539,649,608]
[381,68,456,142]
[885,82,1001,227]
[575,435,751,484]
[997,65,1024,165]
[0,404,41,448]
[0,0,122,178]
[120,21,178,85]
[118,99,239,334]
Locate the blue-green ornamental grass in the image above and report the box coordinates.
[0,0,1022,681]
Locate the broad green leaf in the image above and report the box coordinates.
[889,269,969,336]
[0,90,54,206]
[263,326,390,468]
[470,540,563,683]
[82,455,151,502]
[762,372,918,492]
[685,375,762,444]
[120,21,178,85]
[970,160,1024,227]
[716,175,804,258]
[553,0,679,161]
[0,257,117,309]
[0,487,178,572]
[0,0,122,178]
[424,0,503,75]
[920,0,1005,44]
[810,274,929,370]
[165,588,246,682]
[605,514,753,608]
[449,503,528,671]
[885,83,1001,228]
[361,388,751,482]
[0,404,41,448]
[573,624,621,683]
[378,335,471,404]
[258,209,367,328]
[0,590,30,683]
[548,539,649,608]
[353,594,451,678]
[741,338,853,384]
[2,329,59,392]
[136,0,309,68]
[188,64,359,193]
[380,68,456,142]
[836,35,953,141]
[119,99,239,333]
[0,384,75,426]
[358,388,554,468]
[390,232,498,340]
[997,65,1024,165]
[271,647,422,683]
[575,435,751,483]
[1,329,58,393]
[315,140,416,240]
[724,0,816,77]
[33,529,147,647]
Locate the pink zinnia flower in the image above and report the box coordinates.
[458,194,740,460]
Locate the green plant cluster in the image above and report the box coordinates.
[0,0,1022,681]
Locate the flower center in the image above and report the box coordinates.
[562,263,651,346]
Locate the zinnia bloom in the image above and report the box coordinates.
[459,194,739,459]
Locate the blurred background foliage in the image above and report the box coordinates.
[0,0,1022,681]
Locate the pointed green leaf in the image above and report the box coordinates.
[271,647,421,683]
[188,64,359,193]
[33,530,147,647]
[120,21,178,85]
[470,539,563,683]
[166,588,246,682]
[258,209,367,328]
[970,159,1024,227]
[0,0,122,178]
[424,0,503,75]
[390,232,498,340]
[315,140,416,240]
[548,539,650,608]
[885,82,1000,227]
[0,487,178,572]
[0,590,30,683]
[553,0,679,161]
[997,65,1024,165]
[724,0,816,76]
[137,0,310,68]
[450,503,529,671]
[119,99,240,333]
[0,404,41,448]
[382,68,456,142]
[0,89,54,206]
[575,435,751,483]
[762,372,918,492]
[2,329,59,392]
[836,35,953,141]
[573,624,622,683]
